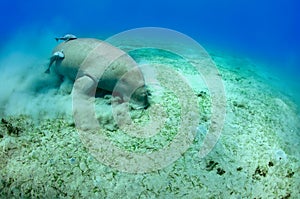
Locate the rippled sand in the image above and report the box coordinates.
[0,49,299,198]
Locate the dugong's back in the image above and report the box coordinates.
[52,38,145,92]
[52,38,102,81]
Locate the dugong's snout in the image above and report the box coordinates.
[130,86,150,109]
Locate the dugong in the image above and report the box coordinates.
[49,38,149,109]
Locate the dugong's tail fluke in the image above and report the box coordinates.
[45,61,53,73]
[45,50,65,74]
[44,68,50,74]
[45,58,54,73]
[55,38,59,42]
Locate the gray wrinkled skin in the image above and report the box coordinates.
[50,38,149,109]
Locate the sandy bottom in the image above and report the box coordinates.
[0,49,299,198]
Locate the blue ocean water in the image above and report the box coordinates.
[1,0,299,104]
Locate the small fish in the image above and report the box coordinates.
[55,34,77,42]
[45,50,65,73]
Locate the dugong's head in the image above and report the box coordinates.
[130,86,150,109]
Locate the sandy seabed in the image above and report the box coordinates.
[0,48,299,198]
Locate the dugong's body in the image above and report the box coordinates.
[51,38,149,109]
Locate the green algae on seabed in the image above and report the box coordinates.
[0,49,300,198]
